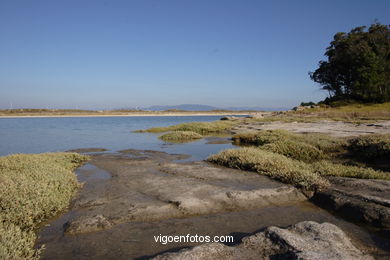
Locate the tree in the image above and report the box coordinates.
[309,23,390,103]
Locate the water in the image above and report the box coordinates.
[0,116,238,160]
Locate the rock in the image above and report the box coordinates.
[220,116,239,120]
[246,113,265,119]
[66,148,108,153]
[292,106,307,111]
[311,177,390,228]
[152,221,372,260]
[64,214,112,234]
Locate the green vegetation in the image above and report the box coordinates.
[261,140,324,162]
[313,160,389,180]
[310,22,390,103]
[159,131,203,143]
[207,148,329,190]
[233,130,347,160]
[136,120,239,135]
[244,102,390,124]
[0,153,88,259]
[289,102,390,122]
[209,129,389,190]
[349,134,390,159]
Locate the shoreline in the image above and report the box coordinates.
[0,112,251,119]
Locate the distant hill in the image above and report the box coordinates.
[141,104,288,112]
[143,104,219,111]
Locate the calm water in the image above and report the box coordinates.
[0,116,238,160]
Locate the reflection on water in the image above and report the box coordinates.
[76,163,111,181]
[0,116,241,160]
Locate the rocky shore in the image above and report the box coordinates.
[37,148,390,259]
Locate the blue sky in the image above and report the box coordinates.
[0,0,389,109]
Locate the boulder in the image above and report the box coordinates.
[64,214,112,234]
[152,221,371,260]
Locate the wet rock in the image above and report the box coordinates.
[118,149,191,161]
[152,221,372,260]
[204,137,231,144]
[60,153,306,231]
[66,148,108,153]
[246,112,267,119]
[312,177,390,228]
[64,214,112,234]
[231,120,390,137]
[220,116,239,120]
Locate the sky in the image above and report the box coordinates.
[0,0,389,109]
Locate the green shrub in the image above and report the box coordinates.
[232,130,292,146]
[0,222,40,260]
[207,147,329,190]
[294,133,348,154]
[0,152,88,259]
[313,160,390,180]
[349,134,390,159]
[233,130,346,161]
[136,120,238,135]
[159,131,203,142]
[262,140,325,162]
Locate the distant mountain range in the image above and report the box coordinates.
[139,104,289,112]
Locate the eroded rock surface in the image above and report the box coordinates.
[37,150,390,259]
[232,120,390,137]
[312,177,390,229]
[64,152,306,234]
[152,221,372,260]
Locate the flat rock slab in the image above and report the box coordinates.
[63,153,306,234]
[312,177,390,229]
[37,150,390,259]
[232,120,390,137]
[152,221,372,260]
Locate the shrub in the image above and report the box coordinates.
[207,147,329,191]
[159,131,203,142]
[0,152,88,259]
[349,134,390,159]
[135,120,238,135]
[0,222,40,260]
[233,130,346,160]
[294,133,347,154]
[232,130,292,146]
[313,160,390,180]
[262,140,324,162]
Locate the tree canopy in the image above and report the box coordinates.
[310,23,390,103]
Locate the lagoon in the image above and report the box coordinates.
[0,116,236,160]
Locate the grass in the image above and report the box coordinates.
[159,131,203,143]
[348,134,390,159]
[233,130,347,161]
[283,102,390,122]
[0,152,88,259]
[313,160,390,180]
[135,120,239,135]
[261,140,324,162]
[207,147,329,190]
[209,129,389,190]
[207,147,389,191]
[245,102,390,123]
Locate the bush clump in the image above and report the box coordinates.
[159,131,203,143]
[233,130,347,161]
[207,147,329,191]
[232,130,291,146]
[0,152,88,259]
[136,120,238,135]
[313,160,390,180]
[349,134,390,159]
[261,140,324,162]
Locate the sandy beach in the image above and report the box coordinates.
[0,112,252,118]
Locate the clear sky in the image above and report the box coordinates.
[0,0,389,109]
